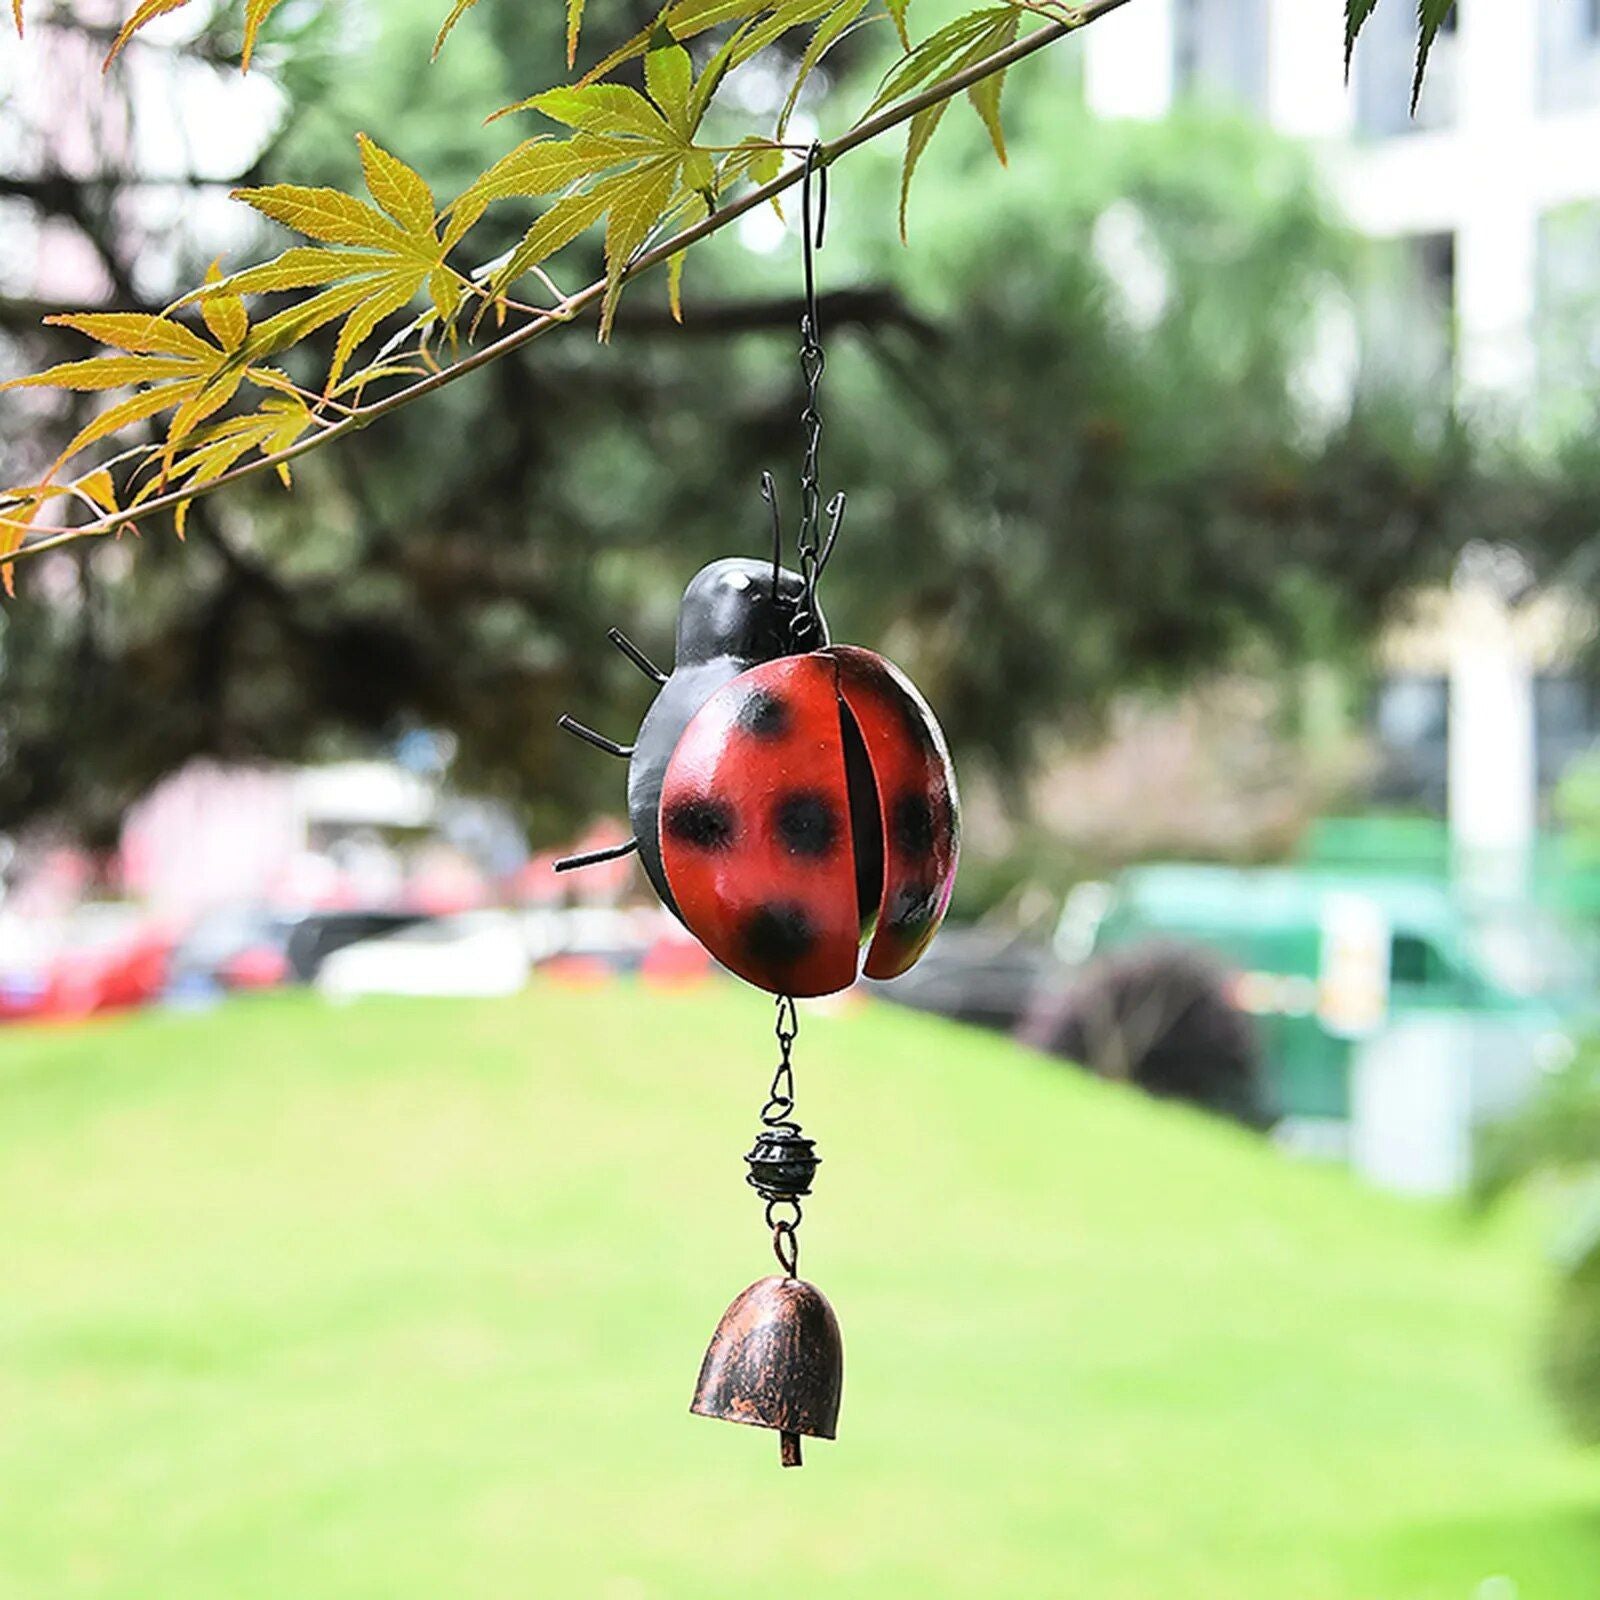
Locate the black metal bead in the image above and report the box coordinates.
[744,1128,821,1201]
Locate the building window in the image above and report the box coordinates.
[1372,675,1450,813]
[1541,0,1600,110]
[1536,203,1600,416]
[1171,0,1268,112]
[1359,232,1456,400]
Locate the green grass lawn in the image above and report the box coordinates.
[0,982,1595,1599]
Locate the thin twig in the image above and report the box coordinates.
[7,0,1132,565]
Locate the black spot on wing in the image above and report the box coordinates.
[743,902,816,969]
[891,792,936,858]
[737,687,790,740]
[775,791,839,858]
[665,796,736,851]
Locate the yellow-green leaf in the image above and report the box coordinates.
[665,193,710,323]
[433,0,482,58]
[188,247,393,301]
[899,98,951,242]
[728,0,843,70]
[328,274,427,391]
[1,355,197,393]
[523,84,674,141]
[166,370,243,452]
[245,276,402,362]
[885,0,910,49]
[493,178,624,294]
[866,5,1011,117]
[645,42,694,136]
[233,184,412,252]
[240,0,287,69]
[358,134,436,237]
[44,312,212,359]
[966,16,1018,163]
[200,263,249,350]
[681,148,716,194]
[76,469,118,515]
[777,0,871,136]
[53,383,200,470]
[668,250,687,323]
[104,0,193,69]
[444,134,637,245]
[600,157,680,338]
[427,265,463,328]
[567,0,586,65]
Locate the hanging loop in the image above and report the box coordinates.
[771,1219,800,1277]
[791,140,836,641]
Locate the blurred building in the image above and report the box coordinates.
[1085,0,1600,893]
[1085,0,1600,411]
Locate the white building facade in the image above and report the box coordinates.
[1086,0,1600,900]
[1084,0,1600,413]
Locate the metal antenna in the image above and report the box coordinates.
[607,628,666,685]
[761,470,783,591]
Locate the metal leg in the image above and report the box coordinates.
[558,714,633,758]
[554,837,639,874]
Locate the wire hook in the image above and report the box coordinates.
[800,141,828,345]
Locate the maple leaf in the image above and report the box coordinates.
[0,266,317,548]
[860,4,1022,240]
[215,134,464,390]
[134,393,311,535]
[0,472,121,593]
[433,0,481,58]
[0,309,254,471]
[99,0,288,69]
[462,41,734,337]
[579,0,880,89]
[1343,0,1378,75]
[1412,0,1454,112]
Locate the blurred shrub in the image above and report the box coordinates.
[1478,1037,1600,1444]
[1021,941,1271,1128]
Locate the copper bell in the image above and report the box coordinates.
[690,1274,843,1467]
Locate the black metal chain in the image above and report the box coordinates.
[763,994,803,1275]
[763,993,801,1131]
[791,142,845,642]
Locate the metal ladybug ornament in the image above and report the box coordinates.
[552,145,959,1469]
[558,541,959,998]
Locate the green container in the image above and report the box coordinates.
[1084,861,1535,1123]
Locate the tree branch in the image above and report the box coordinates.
[6,0,1133,565]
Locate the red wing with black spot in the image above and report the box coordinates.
[659,655,864,997]
[826,646,960,980]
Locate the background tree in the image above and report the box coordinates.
[0,0,1584,852]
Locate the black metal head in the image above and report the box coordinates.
[673,557,827,669]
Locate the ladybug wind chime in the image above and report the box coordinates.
[554,147,960,1467]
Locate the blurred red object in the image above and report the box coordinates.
[217,943,291,990]
[0,907,171,1022]
[539,954,614,987]
[641,930,713,987]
